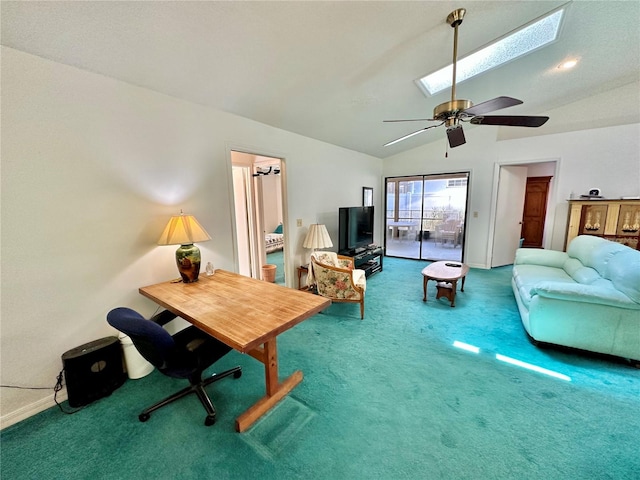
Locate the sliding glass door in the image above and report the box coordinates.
[385,172,469,262]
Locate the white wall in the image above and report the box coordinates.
[3,44,638,427]
[383,121,640,267]
[0,47,382,426]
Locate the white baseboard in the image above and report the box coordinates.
[0,391,67,430]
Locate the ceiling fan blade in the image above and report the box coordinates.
[470,115,549,127]
[462,96,523,116]
[383,118,437,123]
[383,122,444,147]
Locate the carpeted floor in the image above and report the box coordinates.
[267,250,285,285]
[2,258,639,479]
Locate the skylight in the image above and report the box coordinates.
[417,7,565,96]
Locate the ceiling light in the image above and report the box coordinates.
[417,7,565,96]
[558,59,578,69]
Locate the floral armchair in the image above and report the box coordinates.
[308,251,367,319]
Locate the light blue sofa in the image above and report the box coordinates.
[512,235,640,361]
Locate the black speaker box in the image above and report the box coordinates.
[62,336,126,407]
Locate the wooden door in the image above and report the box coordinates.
[521,176,551,248]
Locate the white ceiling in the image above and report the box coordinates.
[2,1,639,159]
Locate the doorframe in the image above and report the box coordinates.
[225,144,290,285]
[486,157,561,267]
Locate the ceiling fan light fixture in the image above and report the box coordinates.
[446,125,466,148]
[417,6,566,96]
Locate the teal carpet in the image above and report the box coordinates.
[267,250,285,285]
[3,258,639,479]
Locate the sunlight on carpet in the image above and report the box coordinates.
[241,396,316,460]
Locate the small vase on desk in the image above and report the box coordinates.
[205,262,215,276]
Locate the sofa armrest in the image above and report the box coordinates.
[515,248,568,268]
[531,281,640,310]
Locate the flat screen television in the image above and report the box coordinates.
[338,206,374,253]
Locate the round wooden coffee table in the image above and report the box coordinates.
[422,261,470,307]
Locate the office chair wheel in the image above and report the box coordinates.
[234,370,242,379]
[139,413,150,423]
[205,414,216,426]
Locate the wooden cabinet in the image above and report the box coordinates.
[566,199,640,250]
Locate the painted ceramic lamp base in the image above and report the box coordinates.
[176,244,201,283]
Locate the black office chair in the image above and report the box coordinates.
[106,307,241,426]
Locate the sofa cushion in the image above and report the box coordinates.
[512,264,574,308]
[532,281,640,309]
[568,235,628,276]
[606,248,640,303]
[513,264,574,288]
[562,258,601,285]
[515,248,568,268]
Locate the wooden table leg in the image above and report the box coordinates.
[450,280,458,307]
[461,275,466,292]
[235,338,303,432]
[423,276,429,301]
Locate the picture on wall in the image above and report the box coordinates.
[363,187,373,207]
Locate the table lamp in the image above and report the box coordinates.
[303,224,333,264]
[157,211,211,283]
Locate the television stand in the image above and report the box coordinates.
[340,246,383,278]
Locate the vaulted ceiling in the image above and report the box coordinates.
[2,1,639,158]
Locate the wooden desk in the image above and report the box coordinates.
[139,270,331,432]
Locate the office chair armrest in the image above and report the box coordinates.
[149,309,177,326]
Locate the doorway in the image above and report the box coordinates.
[490,161,557,267]
[230,151,286,286]
[385,172,469,262]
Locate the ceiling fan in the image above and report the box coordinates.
[383,8,549,149]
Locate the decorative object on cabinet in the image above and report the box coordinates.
[580,187,603,198]
[157,211,212,283]
[565,199,640,250]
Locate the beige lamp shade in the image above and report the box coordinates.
[157,213,211,246]
[303,224,333,250]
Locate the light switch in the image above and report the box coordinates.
[297,219,303,227]
[473,211,478,218]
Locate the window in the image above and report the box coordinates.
[417,7,565,96]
